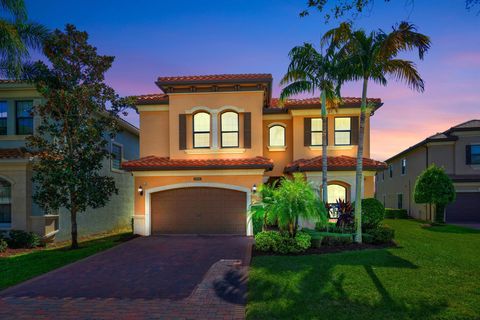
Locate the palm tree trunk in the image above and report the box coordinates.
[321,91,328,205]
[354,78,368,243]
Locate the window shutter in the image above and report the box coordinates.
[325,117,329,146]
[244,112,251,148]
[350,116,359,145]
[466,145,472,165]
[304,118,311,146]
[179,114,187,150]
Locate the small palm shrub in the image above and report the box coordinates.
[360,198,385,230]
[250,173,328,237]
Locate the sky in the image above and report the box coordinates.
[25,0,480,160]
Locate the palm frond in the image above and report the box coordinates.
[380,21,431,60]
[1,0,27,21]
[279,80,314,101]
[16,21,50,50]
[383,59,425,92]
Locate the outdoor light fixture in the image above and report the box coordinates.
[138,185,143,196]
[252,184,257,194]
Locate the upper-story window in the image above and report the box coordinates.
[389,164,393,178]
[401,158,407,175]
[311,118,322,146]
[269,125,286,147]
[111,142,123,171]
[193,112,211,148]
[220,111,239,148]
[466,145,480,165]
[16,101,33,135]
[334,117,351,145]
[0,101,7,135]
[0,178,11,225]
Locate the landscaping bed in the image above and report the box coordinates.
[252,241,395,256]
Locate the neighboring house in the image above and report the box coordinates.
[0,80,139,241]
[375,120,480,223]
[122,73,386,236]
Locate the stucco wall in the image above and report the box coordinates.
[263,118,293,177]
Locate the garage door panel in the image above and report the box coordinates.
[446,192,480,223]
[151,187,246,234]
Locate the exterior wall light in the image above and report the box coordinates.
[252,184,257,194]
[138,185,143,196]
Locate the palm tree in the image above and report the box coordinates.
[322,21,431,243]
[279,43,341,206]
[0,0,49,78]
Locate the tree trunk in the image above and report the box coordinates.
[434,204,445,223]
[354,78,368,244]
[70,206,79,249]
[321,91,328,206]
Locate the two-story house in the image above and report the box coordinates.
[0,80,140,241]
[375,120,480,223]
[122,74,386,236]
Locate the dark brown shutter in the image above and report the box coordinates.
[350,116,359,145]
[179,114,187,150]
[304,118,311,146]
[466,145,472,164]
[324,118,329,146]
[244,112,251,148]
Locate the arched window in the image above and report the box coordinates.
[327,184,347,204]
[220,111,239,148]
[193,112,211,148]
[269,125,286,147]
[0,178,11,225]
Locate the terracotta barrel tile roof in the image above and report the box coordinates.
[285,155,386,172]
[0,148,29,159]
[122,156,273,171]
[269,97,382,108]
[157,73,273,83]
[135,94,169,105]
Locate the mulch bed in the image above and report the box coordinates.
[252,242,396,257]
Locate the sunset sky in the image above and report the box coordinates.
[26,0,480,160]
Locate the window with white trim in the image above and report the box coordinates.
[193,112,211,148]
[269,125,285,147]
[311,118,322,146]
[16,100,33,135]
[334,117,351,145]
[327,184,347,204]
[220,111,239,148]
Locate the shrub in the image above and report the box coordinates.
[302,228,324,248]
[322,233,353,246]
[0,238,7,253]
[335,199,355,230]
[364,226,395,244]
[360,198,385,230]
[385,208,409,219]
[316,222,354,234]
[7,230,42,249]
[252,214,264,235]
[254,230,312,254]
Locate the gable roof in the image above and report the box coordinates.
[285,155,386,172]
[384,119,480,163]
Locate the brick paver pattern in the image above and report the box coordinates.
[0,236,252,320]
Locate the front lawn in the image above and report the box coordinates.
[247,219,480,320]
[0,232,133,290]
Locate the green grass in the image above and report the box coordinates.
[0,232,132,290]
[247,220,480,320]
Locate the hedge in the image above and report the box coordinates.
[385,208,409,219]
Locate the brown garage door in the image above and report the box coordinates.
[446,192,480,223]
[151,187,247,235]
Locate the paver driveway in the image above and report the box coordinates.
[0,235,252,320]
